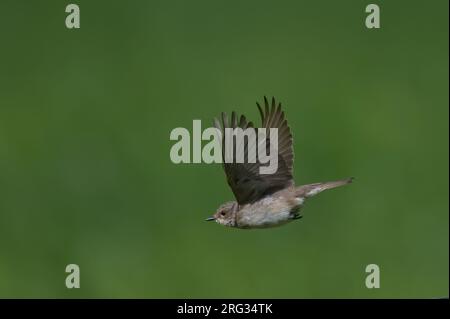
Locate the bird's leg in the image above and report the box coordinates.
[292,214,303,220]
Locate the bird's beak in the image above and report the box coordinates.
[205,216,216,221]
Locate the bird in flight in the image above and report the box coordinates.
[206,96,353,229]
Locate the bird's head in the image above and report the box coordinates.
[206,202,237,227]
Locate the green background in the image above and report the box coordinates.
[0,0,448,298]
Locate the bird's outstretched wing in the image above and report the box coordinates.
[213,97,294,205]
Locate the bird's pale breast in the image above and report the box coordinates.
[236,195,303,228]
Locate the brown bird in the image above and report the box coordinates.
[206,96,353,229]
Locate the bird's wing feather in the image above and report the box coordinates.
[214,97,294,205]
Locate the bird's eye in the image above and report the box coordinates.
[220,211,226,216]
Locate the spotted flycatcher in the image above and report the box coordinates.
[206,96,353,229]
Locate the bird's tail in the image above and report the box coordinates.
[295,177,354,198]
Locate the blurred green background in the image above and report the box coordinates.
[0,0,448,298]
